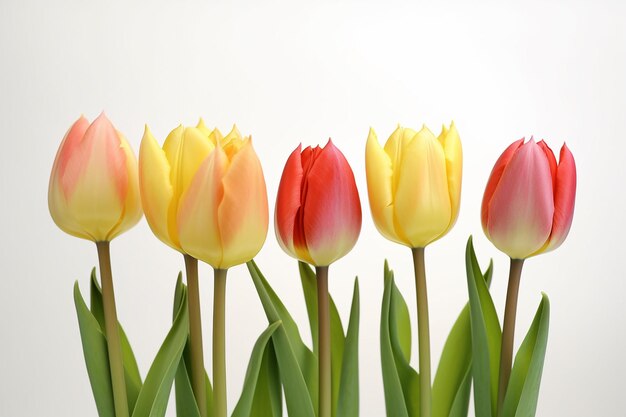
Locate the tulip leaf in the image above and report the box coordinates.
[232,321,282,417]
[247,260,317,417]
[336,278,360,417]
[466,237,502,417]
[380,261,413,417]
[131,283,189,417]
[171,275,213,417]
[298,261,347,417]
[433,258,493,417]
[73,281,115,417]
[248,341,283,417]
[501,294,550,417]
[89,268,143,412]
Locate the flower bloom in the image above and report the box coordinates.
[365,123,462,248]
[139,120,268,269]
[48,113,142,241]
[481,138,576,259]
[275,140,361,266]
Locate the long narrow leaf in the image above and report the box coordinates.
[502,294,550,417]
[131,286,189,417]
[74,281,115,417]
[336,279,360,417]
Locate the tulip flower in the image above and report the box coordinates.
[49,113,142,242]
[49,113,143,417]
[275,139,361,417]
[481,138,577,260]
[139,121,268,417]
[480,138,576,416]
[275,140,362,267]
[366,122,462,417]
[365,123,462,248]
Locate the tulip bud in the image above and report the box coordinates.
[48,114,142,241]
[275,140,362,266]
[365,123,462,248]
[481,138,576,259]
[140,121,269,269]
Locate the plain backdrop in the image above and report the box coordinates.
[1,0,624,416]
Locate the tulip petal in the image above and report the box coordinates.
[394,126,451,247]
[302,140,361,266]
[139,126,176,248]
[65,113,128,241]
[217,139,269,268]
[275,145,304,260]
[437,121,463,238]
[537,140,557,190]
[486,141,554,259]
[48,116,92,240]
[481,138,525,235]
[540,143,576,253]
[177,146,228,268]
[365,128,403,244]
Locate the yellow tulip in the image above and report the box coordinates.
[48,114,142,241]
[139,120,268,268]
[365,123,462,248]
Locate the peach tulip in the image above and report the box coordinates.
[48,113,142,241]
[275,140,362,266]
[481,138,576,259]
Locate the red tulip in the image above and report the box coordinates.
[275,139,362,266]
[481,138,576,259]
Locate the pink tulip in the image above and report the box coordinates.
[481,138,576,259]
[275,140,362,267]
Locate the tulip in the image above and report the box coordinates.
[49,113,142,417]
[365,123,462,248]
[275,140,362,267]
[481,138,577,260]
[366,122,462,417]
[49,113,142,242]
[139,121,268,417]
[481,138,576,416]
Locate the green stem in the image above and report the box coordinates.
[412,247,431,417]
[497,258,524,417]
[316,265,331,417]
[96,241,129,417]
[184,255,207,417]
[213,268,228,417]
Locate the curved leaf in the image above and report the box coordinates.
[336,279,360,417]
[131,285,189,417]
[502,294,550,417]
[74,281,115,417]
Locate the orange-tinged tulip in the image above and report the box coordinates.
[48,113,142,241]
[140,121,269,269]
[481,138,576,259]
[365,123,462,248]
[275,140,362,267]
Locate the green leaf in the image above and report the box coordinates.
[336,279,360,417]
[232,321,282,417]
[502,294,550,417]
[466,237,501,417]
[380,262,411,417]
[89,269,143,412]
[298,262,346,417]
[74,281,115,417]
[249,341,283,417]
[433,257,493,417]
[247,260,317,417]
[131,284,189,417]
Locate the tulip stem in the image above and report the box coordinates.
[497,258,524,417]
[213,268,228,417]
[185,255,208,417]
[316,265,331,417]
[412,247,431,417]
[96,241,129,417]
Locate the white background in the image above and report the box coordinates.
[1,1,624,416]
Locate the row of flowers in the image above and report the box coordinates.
[49,113,576,417]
